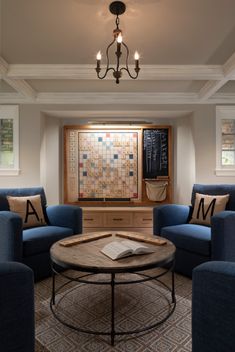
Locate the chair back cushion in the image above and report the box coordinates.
[0,187,47,211]
[191,184,235,211]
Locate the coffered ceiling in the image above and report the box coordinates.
[1,0,235,105]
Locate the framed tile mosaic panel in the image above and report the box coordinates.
[78,131,138,200]
[64,128,142,203]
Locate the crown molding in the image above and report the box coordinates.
[0,93,33,103]
[43,110,192,119]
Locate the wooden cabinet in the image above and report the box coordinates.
[64,125,172,206]
[104,212,133,227]
[133,212,153,228]
[83,212,104,228]
[82,207,153,234]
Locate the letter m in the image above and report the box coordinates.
[197,198,216,220]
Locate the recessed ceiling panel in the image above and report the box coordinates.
[217,81,235,93]
[0,80,17,93]
[2,0,235,65]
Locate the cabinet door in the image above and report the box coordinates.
[83,212,104,228]
[104,212,133,227]
[133,212,153,228]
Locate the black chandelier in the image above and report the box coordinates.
[95,1,140,84]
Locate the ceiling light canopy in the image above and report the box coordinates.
[95,1,140,84]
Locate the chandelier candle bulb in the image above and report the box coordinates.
[96,51,102,61]
[134,51,140,70]
[117,33,123,43]
[96,51,101,69]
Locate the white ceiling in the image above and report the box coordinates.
[1,0,235,107]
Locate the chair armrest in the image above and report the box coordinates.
[46,205,83,234]
[211,211,235,261]
[0,211,23,262]
[0,262,35,352]
[192,261,235,352]
[153,204,190,235]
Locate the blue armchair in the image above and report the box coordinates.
[0,187,83,281]
[0,262,34,352]
[153,184,235,276]
[192,261,235,352]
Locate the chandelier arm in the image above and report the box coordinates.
[96,39,116,79]
[120,41,139,79]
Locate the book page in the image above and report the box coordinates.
[121,240,154,254]
[101,241,132,260]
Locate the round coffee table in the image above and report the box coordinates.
[50,231,176,346]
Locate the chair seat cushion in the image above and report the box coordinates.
[161,224,211,256]
[23,226,73,257]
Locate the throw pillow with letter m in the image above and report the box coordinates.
[190,193,229,226]
[7,195,47,228]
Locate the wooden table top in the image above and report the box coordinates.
[50,231,176,274]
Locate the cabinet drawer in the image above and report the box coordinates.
[104,212,133,227]
[83,212,104,227]
[133,212,153,227]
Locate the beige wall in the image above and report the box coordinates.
[40,114,62,204]
[174,113,195,204]
[1,103,235,205]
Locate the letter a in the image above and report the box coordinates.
[25,200,40,224]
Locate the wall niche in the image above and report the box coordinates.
[64,125,172,206]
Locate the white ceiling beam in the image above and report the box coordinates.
[7,64,223,81]
[0,92,199,104]
[3,78,36,99]
[0,56,8,77]
[35,92,199,104]
[1,91,235,104]
[198,79,227,101]
[0,57,36,99]
[223,52,235,77]
[199,51,235,101]
[208,93,235,103]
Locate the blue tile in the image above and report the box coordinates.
[129,154,133,159]
[83,171,87,176]
[114,154,118,159]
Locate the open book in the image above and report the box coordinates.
[101,240,155,260]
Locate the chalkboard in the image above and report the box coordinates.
[143,129,168,178]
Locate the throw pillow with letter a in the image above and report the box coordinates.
[190,193,229,226]
[7,195,47,228]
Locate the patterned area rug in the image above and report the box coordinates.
[35,270,192,352]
